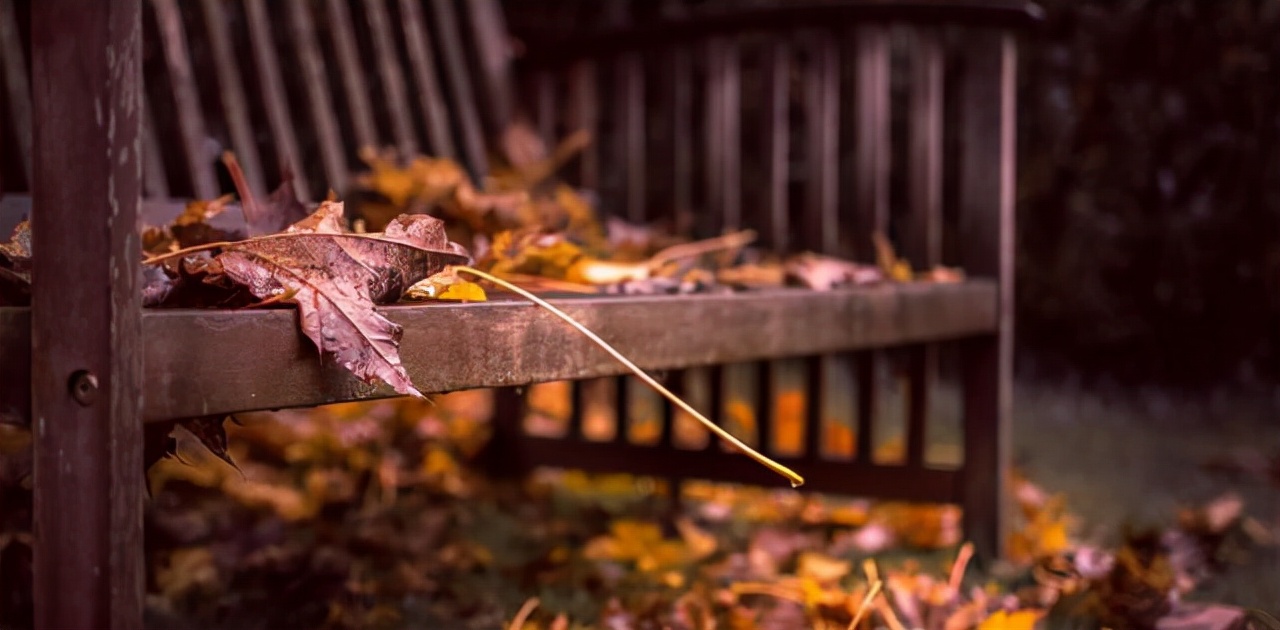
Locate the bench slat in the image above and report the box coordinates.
[0,282,997,425]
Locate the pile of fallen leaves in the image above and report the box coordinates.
[8,395,1274,629]
[1,392,1276,628]
[348,126,964,298]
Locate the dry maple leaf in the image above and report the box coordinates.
[208,203,467,396]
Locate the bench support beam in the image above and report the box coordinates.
[31,0,145,627]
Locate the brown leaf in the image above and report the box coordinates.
[0,220,31,272]
[170,194,243,248]
[0,221,31,306]
[784,253,884,290]
[1154,602,1245,630]
[223,152,310,236]
[213,202,467,395]
[141,265,175,307]
[178,415,239,473]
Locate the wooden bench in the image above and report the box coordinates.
[0,0,1039,626]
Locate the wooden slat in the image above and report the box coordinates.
[507,436,962,501]
[659,371,682,449]
[616,53,646,222]
[671,49,693,226]
[286,0,348,193]
[532,70,556,146]
[908,29,945,268]
[0,194,211,236]
[31,0,144,626]
[905,29,946,470]
[958,29,1017,562]
[567,61,599,189]
[763,38,790,251]
[704,37,741,231]
[850,26,891,473]
[151,0,219,199]
[517,1,1043,66]
[0,283,998,424]
[430,0,489,178]
[399,0,457,159]
[199,0,266,195]
[854,351,875,462]
[244,0,308,201]
[566,380,585,440]
[854,25,890,258]
[141,94,171,199]
[365,0,418,159]
[325,0,378,152]
[464,0,516,135]
[802,32,839,253]
[0,0,31,185]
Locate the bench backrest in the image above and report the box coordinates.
[0,0,514,203]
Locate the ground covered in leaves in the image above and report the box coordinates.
[7,385,1276,630]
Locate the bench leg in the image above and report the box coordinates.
[957,29,1018,562]
[30,0,145,627]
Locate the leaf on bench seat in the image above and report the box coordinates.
[0,220,30,306]
[214,203,466,396]
[145,202,469,397]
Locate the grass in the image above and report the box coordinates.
[1012,382,1280,612]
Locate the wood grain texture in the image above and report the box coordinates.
[958,29,1017,562]
[152,0,218,199]
[0,283,997,425]
[30,0,145,626]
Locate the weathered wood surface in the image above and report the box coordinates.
[958,29,1018,563]
[30,0,145,627]
[0,282,997,424]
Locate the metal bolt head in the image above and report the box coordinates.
[68,370,99,407]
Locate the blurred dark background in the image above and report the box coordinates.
[503,0,1280,392]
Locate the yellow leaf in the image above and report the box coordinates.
[404,268,488,302]
[675,517,718,560]
[564,257,649,285]
[438,280,487,301]
[978,610,1040,630]
[796,551,851,584]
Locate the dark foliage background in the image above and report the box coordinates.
[503,0,1280,389]
[1016,0,1280,388]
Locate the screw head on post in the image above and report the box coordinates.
[68,370,99,407]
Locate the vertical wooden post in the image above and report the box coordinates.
[958,29,1017,562]
[30,0,145,627]
[905,29,945,471]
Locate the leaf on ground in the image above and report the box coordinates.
[1155,603,1249,630]
[207,203,467,395]
[977,609,1041,630]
